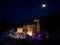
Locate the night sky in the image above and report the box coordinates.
[0,0,60,23]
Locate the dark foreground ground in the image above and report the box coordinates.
[0,32,58,45]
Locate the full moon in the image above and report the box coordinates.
[42,4,46,8]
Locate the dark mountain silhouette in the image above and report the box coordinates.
[41,11,60,33]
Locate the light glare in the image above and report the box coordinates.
[42,4,46,8]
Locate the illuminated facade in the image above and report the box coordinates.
[23,25,36,36]
[17,28,23,33]
[8,19,40,39]
[16,19,40,36]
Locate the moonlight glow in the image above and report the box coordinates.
[42,4,46,8]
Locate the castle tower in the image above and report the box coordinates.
[34,19,40,34]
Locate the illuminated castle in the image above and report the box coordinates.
[9,19,49,39]
[16,19,40,36]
